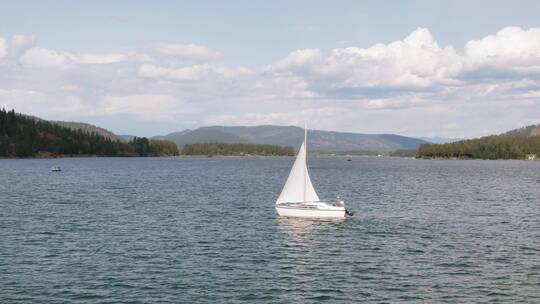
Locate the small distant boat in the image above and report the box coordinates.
[347,159,352,161]
[275,126,353,218]
[51,166,62,172]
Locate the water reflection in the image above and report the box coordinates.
[277,217,347,242]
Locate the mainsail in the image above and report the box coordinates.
[275,129,320,204]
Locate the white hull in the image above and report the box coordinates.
[275,202,346,218]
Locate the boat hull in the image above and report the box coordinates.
[275,203,346,218]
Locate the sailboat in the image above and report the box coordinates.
[275,126,353,218]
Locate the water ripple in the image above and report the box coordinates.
[0,157,539,303]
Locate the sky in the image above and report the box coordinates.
[1,0,540,138]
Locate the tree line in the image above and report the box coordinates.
[417,135,540,159]
[0,109,178,157]
[181,142,295,156]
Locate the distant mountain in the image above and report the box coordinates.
[420,137,463,144]
[158,125,428,152]
[155,128,249,147]
[52,121,125,142]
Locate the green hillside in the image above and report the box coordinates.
[418,124,540,159]
[0,109,178,157]
[52,121,125,142]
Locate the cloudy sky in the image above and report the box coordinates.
[1,1,540,138]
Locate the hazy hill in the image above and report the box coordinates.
[155,128,249,147]
[501,124,540,137]
[52,121,125,142]
[420,137,463,144]
[21,114,125,142]
[158,125,428,152]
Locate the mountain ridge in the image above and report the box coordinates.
[21,113,126,142]
[51,121,125,142]
[7,110,432,152]
[501,124,540,137]
[157,125,429,152]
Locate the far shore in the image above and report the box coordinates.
[2,154,539,161]
[0,154,414,159]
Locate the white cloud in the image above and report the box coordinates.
[217,66,253,79]
[76,53,126,64]
[3,26,540,138]
[464,26,540,74]
[363,95,428,110]
[0,34,37,60]
[154,43,222,61]
[19,47,128,69]
[0,37,7,58]
[19,47,74,69]
[255,74,319,99]
[265,26,540,98]
[265,49,323,73]
[516,90,540,99]
[364,98,405,109]
[99,94,183,122]
[265,28,463,94]
[9,35,36,57]
[205,107,349,127]
[0,88,43,105]
[139,63,212,81]
[139,63,252,82]
[0,88,89,119]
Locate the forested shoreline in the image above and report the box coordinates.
[0,109,178,157]
[181,142,295,156]
[417,135,540,159]
[5,107,539,160]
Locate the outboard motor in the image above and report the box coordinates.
[345,209,354,216]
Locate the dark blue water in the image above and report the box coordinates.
[1,157,539,303]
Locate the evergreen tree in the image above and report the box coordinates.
[0,109,179,157]
[181,142,295,156]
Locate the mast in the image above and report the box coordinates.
[304,124,307,202]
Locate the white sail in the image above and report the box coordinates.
[276,140,320,204]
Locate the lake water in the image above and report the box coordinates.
[0,157,539,303]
